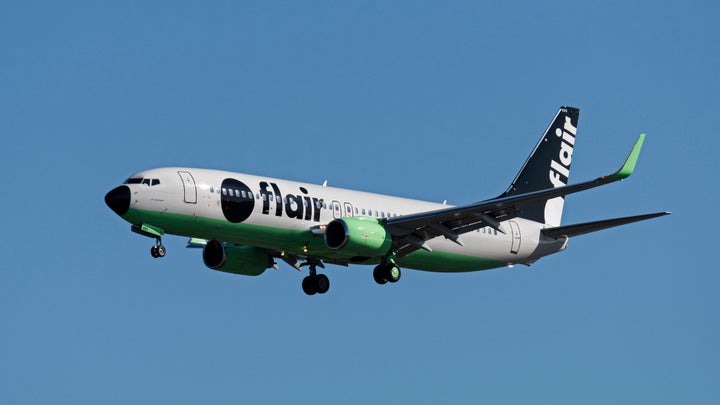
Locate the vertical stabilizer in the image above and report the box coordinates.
[500,106,580,226]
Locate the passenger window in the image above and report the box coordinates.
[362,209,366,215]
[381,211,385,217]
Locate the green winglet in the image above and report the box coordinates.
[609,134,645,181]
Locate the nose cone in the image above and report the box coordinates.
[105,185,131,216]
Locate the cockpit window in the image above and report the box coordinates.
[124,177,161,186]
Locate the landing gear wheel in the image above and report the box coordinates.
[302,276,317,295]
[386,265,401,283]
[374,263,401,285]
[150,244,166,258]
[373,265,388,285]
[302,260,330,296]
[315,274,330,294]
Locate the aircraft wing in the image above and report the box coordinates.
[385,135,647,257]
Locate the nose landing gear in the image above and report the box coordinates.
[131,224,166,259]
[150,240,166,258]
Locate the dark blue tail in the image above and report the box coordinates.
[499,106,580,226]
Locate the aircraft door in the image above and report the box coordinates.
[343,202,354,217]
[177,171,197,204]
[332,200,342,219]
[509,221,521,254]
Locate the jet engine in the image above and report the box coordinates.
[202,240,272,276]
[324,216,392,257]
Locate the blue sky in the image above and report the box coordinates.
[1,1,718,403]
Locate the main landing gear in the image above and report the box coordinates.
[150,238,166,258]
[302,262,330,295]
[373,262,401,285]
[300,261,401,294]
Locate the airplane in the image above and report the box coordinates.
[105,106,669,295]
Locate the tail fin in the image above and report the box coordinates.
[500,106,580,226]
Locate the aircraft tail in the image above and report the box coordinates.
[499,106,580,226]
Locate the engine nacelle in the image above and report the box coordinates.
[324,216,391,257]
[202,240,272,276]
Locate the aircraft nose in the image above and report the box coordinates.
[105,185,131,216]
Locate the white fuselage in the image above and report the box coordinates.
[117,167,567,272]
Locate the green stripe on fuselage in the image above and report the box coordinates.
[121,209,506,273]
[396,250,505,273]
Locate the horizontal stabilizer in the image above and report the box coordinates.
[542,212,670,239]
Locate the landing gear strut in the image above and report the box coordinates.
[302,261,330,295]
[373,262,401,285]
[150,238,166,258]
[131,225,166,259]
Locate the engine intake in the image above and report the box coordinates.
[324,217,391,257]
